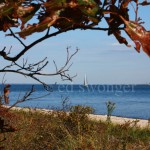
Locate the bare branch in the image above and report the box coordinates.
[32,57,48,67]
[130,2,139,22]
[53,60,58,72]
[51,47,79,81]
[13,58,49,73]
[7,46,12,55]
[2,62,14,70]
[6,85,51,111]
[8,28,26,48]
[46,27,50,36]
[135,2,139,22]
[1,47,6,52]
[0,47,78,90]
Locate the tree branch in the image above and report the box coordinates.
[0,47,78,89]
[6,85,51,111]
[0,26,124,62]
[8,28,26,48]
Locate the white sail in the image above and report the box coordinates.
[83,74,88,87]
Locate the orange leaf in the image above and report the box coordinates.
[3,84,11,104]
[124,20,150,56]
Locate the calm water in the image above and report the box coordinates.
[1,84,150,119]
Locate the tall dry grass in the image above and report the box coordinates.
[0,105,150,150]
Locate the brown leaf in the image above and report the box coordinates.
[134,41,141,52]
[124,20,150,56]
[105,16,129,46]
[16,17,55,39]
[139,0,150,6]
[17,4,40,29]
[114,30,130,46]
[3,84,11,104]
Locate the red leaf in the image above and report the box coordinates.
[124,19,150,56]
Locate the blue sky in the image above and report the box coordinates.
[0,3,150,84]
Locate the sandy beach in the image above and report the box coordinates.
[2,105,150,128]
[88,114,149,128]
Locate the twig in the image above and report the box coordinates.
[0,47,78,89]
[8,28,26,48]
[6,85,51,111]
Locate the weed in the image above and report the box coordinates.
[106,101,116,123]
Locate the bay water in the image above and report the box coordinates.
[1,84,150,119]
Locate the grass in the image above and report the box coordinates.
[0,105,150,150]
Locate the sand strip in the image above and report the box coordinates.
[88,114,149,128]
[2,105,150,128]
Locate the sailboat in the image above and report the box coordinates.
[83,74,88,87]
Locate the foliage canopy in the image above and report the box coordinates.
[0,0,150,57]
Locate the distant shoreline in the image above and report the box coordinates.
[0,83,150,85]
[2,105,149,128]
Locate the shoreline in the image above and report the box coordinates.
[88,114,149,128]
[2,105,150,128]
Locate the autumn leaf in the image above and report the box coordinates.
[1,0,150,57]
[124,20,150,56]
[14,0,100,38]
[139,0,150,6]
[17,4,41,29]
[0,4,18,31]
[3,84,11,104]
[16,17,55,39]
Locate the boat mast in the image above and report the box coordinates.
[84,74,88,87]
